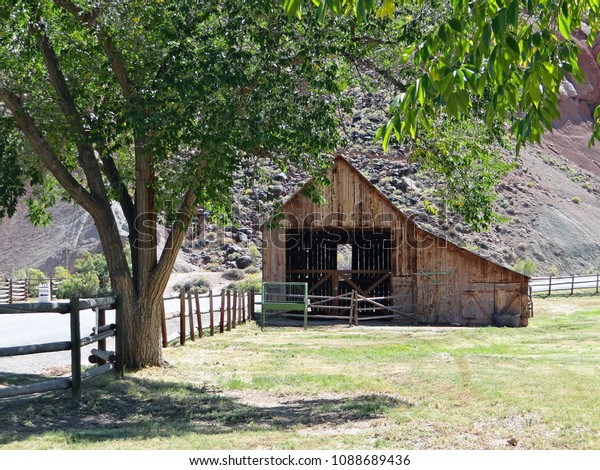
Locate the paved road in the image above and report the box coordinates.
[0,295,256,375]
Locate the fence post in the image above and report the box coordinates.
[232,290,237,329]
[179,287,186,346]
[97,308,107,365]
[571,275,575,296]
[195,291,203,338]
[115,295,124,377]
[227,289,232,332]
[187,290,195,341]
[349,291,355,326]
[8,279,12,304]
[70,297,82,402]
[548,275,552,297]
[220,290,225,334]
[596,274,599,295]
[209,290,215,336]
[249,287,255,320]
[242,291,246,323]
[160,301,168,348]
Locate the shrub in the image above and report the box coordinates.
[248,244,261,261]
[228,273,262,292]
[54,266,71,279]
[173,276,211,294]
[571,196,581,204]
[512,258,537,277]
[223,268,245,281]
[56,272,100,298]
[206,262,223,272]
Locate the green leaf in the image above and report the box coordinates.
[284,0,303,18]
[448,18,464,33]
[506,36,520,55]
[558,14,572,39]
[491,8,507,41]
[507,0,519,27]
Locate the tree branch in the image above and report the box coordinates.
[146,162,206,299]
[32,20,111,203]
[341,52,407,91]
[0,85,100,215]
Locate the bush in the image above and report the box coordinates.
[54,266,71,279]
[512,258,537,277]
[56,272,100,298]
[206,262,223,272]
[248,244,261,261]
[228,273,262,292]
[223,268,245,280]
[75,252,110,293]
[173,276,211,294]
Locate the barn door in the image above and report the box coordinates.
[461,286,494,325]
[392,277,415,317]
[494,283,523,326]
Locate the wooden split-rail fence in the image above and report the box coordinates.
[0,296,121,401]
[0,278,64,303]
[163,288,256,347]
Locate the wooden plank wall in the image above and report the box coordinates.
[262,156,530,326]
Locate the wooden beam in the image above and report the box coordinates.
[0,341,71,357]
[0,377,71,399]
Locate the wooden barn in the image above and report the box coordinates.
[262,156,531,327]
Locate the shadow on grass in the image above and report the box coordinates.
[0,371,49,387]
[0,374,407,446]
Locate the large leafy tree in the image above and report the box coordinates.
[2,0,599,370]
[286,0,600,148]
[0,0,362,368]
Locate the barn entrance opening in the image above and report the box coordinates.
[285,229,393,314]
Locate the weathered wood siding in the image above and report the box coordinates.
[284,159,398,229]
[262,156,530,326]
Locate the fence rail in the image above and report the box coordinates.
[0,296,119,401]
[530,274,600,296]
[259,290,414,328]
[0,278,65,303]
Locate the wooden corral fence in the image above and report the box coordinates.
[259,290,416,327]
[0,278,65,303]
[530,274,600,296]
[0,296,120,401]
[163,288,256,347]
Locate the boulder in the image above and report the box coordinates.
[235,255,253,269]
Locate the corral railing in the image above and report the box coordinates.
[0,296,120,401]
[164,288,256,347]
[258,289,415,328]
[530,274,600,296]
[0,278,65,303]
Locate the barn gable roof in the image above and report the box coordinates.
[266,154,528,280]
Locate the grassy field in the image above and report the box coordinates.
[0,296,599,450]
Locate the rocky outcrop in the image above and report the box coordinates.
[556,32,600,125]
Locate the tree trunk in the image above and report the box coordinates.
[94,202,165,369]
